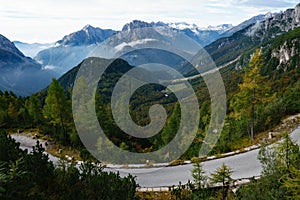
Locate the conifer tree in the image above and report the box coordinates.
[44,78,71,144]
[27,94,43,126]
[231,49,271,140]
[210,163,233,200]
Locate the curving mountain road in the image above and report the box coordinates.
[108,127,300,187]
[11,126,300,188]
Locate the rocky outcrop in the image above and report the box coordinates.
[271,39,299,65]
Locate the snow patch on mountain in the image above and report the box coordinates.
[166,22,233,34]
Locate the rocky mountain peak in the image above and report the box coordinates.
[82,24,95,31]
[122,20,153,32]
[0,34,24,57]
[266,4,300,31]
[56,25,117,46]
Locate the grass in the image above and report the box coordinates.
[9,128,82,161]
[47,143,82,161]
[136,191,172,200]
[168,159,185,166]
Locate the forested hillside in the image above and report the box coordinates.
[1,24,300,160]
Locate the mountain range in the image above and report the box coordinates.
[33,21,232,75]
[1,4,300,96]
[33,13,274,77]
[57,3,300,88]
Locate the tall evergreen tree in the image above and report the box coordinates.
[7,99,19,127]
[192,161,207,189]
[44,78,71,144]
[231,49,271,140]
[192,161,208,199]
[27,94,43,127]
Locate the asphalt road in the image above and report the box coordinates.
[11,126,300,187]
[108,127,300,187]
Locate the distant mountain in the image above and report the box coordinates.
[123,20,233,47]
[122,20,153,32]
[167,22,233,33]
[0,34,56,96]
[56,57,178,124]
[165,22,233,46]
[56,25,117,46]
[35,44,96,75]
[13,41,54,58]
[35,25,117,75]
[33,15,272,76]
[14,41,53,58]
[34,21,233,75]
[90,22,203,75]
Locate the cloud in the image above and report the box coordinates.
[114,39,158,51]
[42,65,57,70]
[232,0,298,8]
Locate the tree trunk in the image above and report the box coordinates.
[59,111,67,144]
[250,88,255,140]
[285,134,289,170]
[222,180,226,200]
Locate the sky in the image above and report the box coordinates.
[0,0,299,43]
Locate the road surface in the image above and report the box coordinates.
[11,126,300,187]
[107,126,300,187]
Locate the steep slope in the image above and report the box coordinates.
[202,4,300,68]
[262,26,300,78]
[222,12,275,37]
[0,34,55,96]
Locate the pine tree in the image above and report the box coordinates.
[210,163,233,200]
[7,100,19,127]
[44,78,71,144]
[192,161,208,199]
[27,94,43,127]
[231,48,271,140]
[283,166,300,199]
[192,161,207,189]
